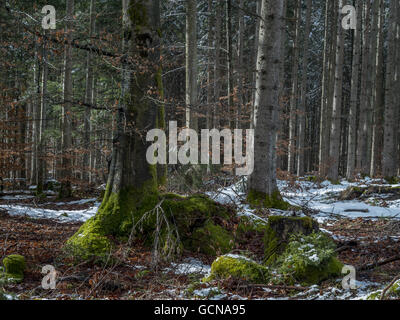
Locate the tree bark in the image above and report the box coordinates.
[297,0,312,177]
[248,0,285,205]
[328,0,345,181]
[186,0,198,131]
[59,0,74,198]
[287,0,301,174]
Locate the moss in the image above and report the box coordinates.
[385,176,400,185]
[188,221,234,256]
[66,189,235,261]
[65,182,159,261]
[264,216,319,265]
[1,254,26,282]
[285,256,343,286]
[236,216,268,236]
[367,280,400,300]
[277,232,343,285]
[204,255,269,284]
[247,189,290,210]
[329,179,341,185]
[128,1,148,32]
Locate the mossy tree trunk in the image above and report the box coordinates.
[247,0,287,209]
[66,0,165,259]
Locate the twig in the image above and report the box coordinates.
[381,274,400,300]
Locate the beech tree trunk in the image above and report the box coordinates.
[248,0,285,203]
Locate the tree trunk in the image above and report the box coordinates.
[287,0,301,174]
[382,0,399,179]
[297,0,312,177]
[186,0,198,131]
[247,0,287,209]
[83,0,96,183]
[356,1,371,175]
[59,0,74,198]
[346,0,362,179]
[66,0,163,259]
[328,0,345,181]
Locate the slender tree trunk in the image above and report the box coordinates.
[186,0,198,131]
[370,0,384,177]
[356,1,371,175]
[213,0,222,128]
[319,0,332,177]
[347,0,362,179]
[248,0,285,205]
[382,0,399,179]
[328,0,345,181]
[37,31,48,195]
[226,0,234,128]
[83,0,95,183]
[236,0,245,130]
[250,0,262,130]
[287,0,301,174]
[297,0,312,177]
[59,0,74,198]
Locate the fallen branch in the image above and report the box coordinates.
[239,284,309,291]
[381,274,400,300]
[358,255,400,271]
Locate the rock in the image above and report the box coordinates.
[1,254,26,282]
[277,232,343,285]
[204,254,269,284]
[264,216,319,265]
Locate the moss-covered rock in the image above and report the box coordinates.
[264,216,319,265]
[204,255,270,284]
[188,221,234,256]
[247,189,291,210]
[236,215,269,236]
[276,232,343,285]
[1,254,26,282]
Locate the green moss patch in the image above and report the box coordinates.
[1,254,26,283]
[276,232,343,285]
[264,216,319,265]
[204,255,269,284]
[247,189,291,210]
[65,189,236,262]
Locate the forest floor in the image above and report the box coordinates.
[1,177,400,300]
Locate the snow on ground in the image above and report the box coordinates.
[0,201,100,222]
[208,177,400,221]
[165,258,211,275]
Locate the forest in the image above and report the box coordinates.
[0,0,399,302]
